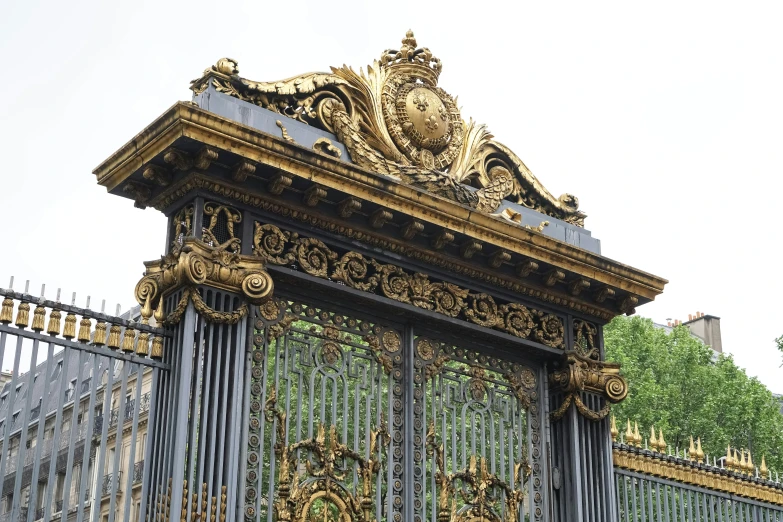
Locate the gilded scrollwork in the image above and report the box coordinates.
[252,222,566,348]
[203,202,242,251]
[134,237,273,325]
[573,319,599,359]
[549,351,628,422]
[191,31,586,225]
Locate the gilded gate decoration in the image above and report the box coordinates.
[248,298,403,522]
[413,338,542,522]
[190,32,586,226]
[253,222,565,349]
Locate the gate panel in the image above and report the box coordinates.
[413,336,541,522]
[246,297,402,522]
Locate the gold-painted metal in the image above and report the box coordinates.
[337,196,361,218]
[136,332,150,356]
[426,421,528,522]
[135,237,272,326]
[268,173,293,196]
[625,420,633,445]
[63,313,77,339]
[266,389,388,522]
[151,335,164,359]
[658,428,666,453]
[31,305,46,331]
[121,326,136,352]
[0,297,13,323]
[93,321,107,345]
[696,437,704,464]
[188,32,586,226]
[613,442,783,506]
[202,203,241,250]
[549,351,628,422]
[15,302,30,328]
[232,161,256,183]
[761,455,769,480]
[47,309,62,335]
[254,222,565,347]
[143,165,173,187]
[524,220,550,232]
[108,324,122,349]
[275,120,295,143]
[633,422,642,448]
[312,137,342,158]
[303,185,326,207]
[78,317,91,342]
[649,426,658,452]
[610,416,619,442]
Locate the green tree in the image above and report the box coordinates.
[605,315,783,472]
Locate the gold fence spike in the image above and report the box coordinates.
[650,426,658,452]
[610,416,618,442]
[47,309,62,335]
[761,455,769,480]
[15,302,30,328]
[747,451,754,474]
[63,313,77,339]
[93,321,107,345]
[136,332,150,356]
[633,422,642,448]
[122,326,137,353]
[625,420,633,444]
[658,428,666,454]
[108,324,121,349]
[740,450,748,474]
[31,305,46,331]
[734,449,741,472]
[78,317,92,342]
[688,437,696,461]
[696,437,704,463]
[0,297,13,323]
[726,445,733,470]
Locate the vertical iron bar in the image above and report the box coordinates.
[227,300,247,522]
[107,357,132,522]
[186,303,207,522]
[23,338,56,522]
[4,334,26,522]
[77,353,101,522]
[121,363,146,522]
[169,300,197,522]
[197,308,215,522]
[58,349,87,520]
[138,365,160,522]
[403,323,415,522]
[16,335,40,522]
[43,346,71,522]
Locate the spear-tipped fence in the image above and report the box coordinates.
[611,417,783,520]
[0,282,170,522]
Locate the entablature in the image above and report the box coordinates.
[94,101,665,322]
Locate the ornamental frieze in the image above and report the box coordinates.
[190,31,586,226]
[253,222,565,348]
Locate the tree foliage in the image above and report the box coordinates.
[605,315,783,472]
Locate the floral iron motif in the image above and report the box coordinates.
[426,422,530,522]
[266,390,389,522]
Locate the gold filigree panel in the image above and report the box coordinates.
[253,222,565,349]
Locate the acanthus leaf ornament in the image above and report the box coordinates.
[191,31,586,226]
[134,237,273,325]
[549,350,628,422]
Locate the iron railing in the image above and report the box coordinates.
[93,392,151,436]
[133,460,144,484]
[613,441,783,521]
[0,287,168,522]
[102,471,122,496]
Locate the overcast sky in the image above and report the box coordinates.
[1,0,781,390]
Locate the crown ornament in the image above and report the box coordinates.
[379,30,442,85]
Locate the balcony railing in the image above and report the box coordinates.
[101,471,122,496]
[93,392,151,436]
[3,423,89,475]
[132,460,144,484]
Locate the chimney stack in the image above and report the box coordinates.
[683,312,722,353]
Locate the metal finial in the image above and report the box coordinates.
[101,299,106,313]
[40,284,46,298]
[24,280,30,293]
[86,296,91,309]
[56,288,61,302]
[71,292,76,306]
[8,276,14,289]
[116,304,121,316]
